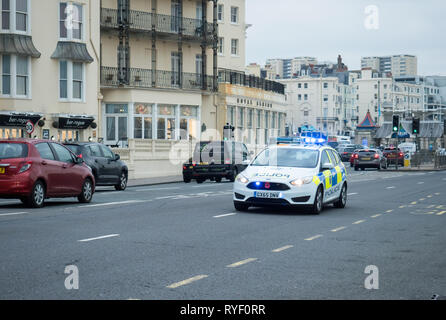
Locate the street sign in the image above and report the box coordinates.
[25,120,34,135]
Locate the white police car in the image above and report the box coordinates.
[233,144,348,214]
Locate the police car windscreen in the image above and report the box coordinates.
[251,148,319,168]
[0,142,28,159]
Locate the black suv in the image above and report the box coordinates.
[183,141,251,184]
[64,142,128,190]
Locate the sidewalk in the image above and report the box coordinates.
[384,165,446,172]
[128,175,183,187]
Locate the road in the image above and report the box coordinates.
[0,167,445,299]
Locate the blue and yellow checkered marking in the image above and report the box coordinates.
[313,165,346,190]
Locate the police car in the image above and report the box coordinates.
[233,144,348,214]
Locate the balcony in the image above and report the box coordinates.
[101,8,216,45]
[218,68,285,95]
[101,66,214,92]
[317,117,339,123]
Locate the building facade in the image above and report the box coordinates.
[0,0,100,141]
[361,55,417,77]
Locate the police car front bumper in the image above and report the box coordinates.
[233,181,317,207]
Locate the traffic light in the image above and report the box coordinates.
[392,115,399,132]
[412,118,420,135]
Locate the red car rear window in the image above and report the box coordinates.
[0,142,28,159]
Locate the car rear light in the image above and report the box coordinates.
[374,153,379,159]
[354,154,359,159]
[78,154,83,158]
[183,166,187,170]
[343,152,348,155]
[18,161,32,173]
[192,162,196,167]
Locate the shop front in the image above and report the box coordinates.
[102,103,201,147]
[52,114,96,142]
[0,112,43,139]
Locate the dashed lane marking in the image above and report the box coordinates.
[213,213,237,218]
[399,205,407,208]
[272,245,294,253]
[419,198,426,201]
[386,210,393,213]
[227,258,258,268]
[78,200,145,208]
[78,234,120,242]
[347,193,358,196]
[428,205,436,208]
[417,182,425,185]
[371,214,382,218]
[136,187,181,192]
[331,226,347,232]
[352,220,366,225]
[0,211,29,217]
[167,275,208,289]
[386,186,396,189]
[305,234,323,241]
[437,211,446,216]
[411,202,417,205]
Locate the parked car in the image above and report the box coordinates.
[64,142,128,191]
[0,139,95,208]
[338,146,356,162]
[183,140,251,183]
[383,147,404,166]
[354,149,388,171]
[349,149,363,167]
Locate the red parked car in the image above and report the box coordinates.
[382,147,404,166]
[349,149,361,167]
[0,139,95,208]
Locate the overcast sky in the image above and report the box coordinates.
[246,0,446,75]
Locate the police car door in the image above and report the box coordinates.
[320,150,337,202]
[328,149,344,200]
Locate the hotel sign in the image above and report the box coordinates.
[58,117,94,129]
[0,114,41,127]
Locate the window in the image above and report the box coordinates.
[298,83,301,88]
[99,145,115,160]
[1,0,29,33]
[171,52,181,86]
[304,94,308,101]
[134,103,153,139]
[60,2,83,40]
[304,111,309,116]
[1,54,29,97]
[304,83,308,89]
[247,109,253,128]
[180,105,198,140]
[323,82,328,89]
[217,4,224,21]
[323,95,328,102]
[51,143,74,163]
[35,143,55,161]
[231,39,238,56]
[59,60,84,101]
[157,104,176,140]
[218,37,224,54]
[298,94,301,101]
[230,6,238,24]
[88,144,102,157]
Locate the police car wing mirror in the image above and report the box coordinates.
[321,162,334,171]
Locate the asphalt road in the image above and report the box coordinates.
[0,166,445,300]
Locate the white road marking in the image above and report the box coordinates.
[386,186,396,189]
[305,234,323,241]
[272,245,293,253]
[437,211,446,216]
[352,220,365,225]
[78,200,144,208]
[167,275,208,289]
[227,258,257,268]
[136,187,181,192]
[347,193,358,196]
[213,212,237,218]
[331,226,347,232]
[78,234,120,242]
[417,182,425,184]
[386,210,394,213]
[371,214,382,218]
[0,211,29,217]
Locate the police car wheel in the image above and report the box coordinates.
[334,184,347,208]
[311,187,323,215]
[234,201,249,211]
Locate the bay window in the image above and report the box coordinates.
[59,60,84,101]
[60,2,83,41]
[1,54,30,97]
[1,0,29,33]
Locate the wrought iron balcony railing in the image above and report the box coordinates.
[218,68,285,95]
[101,66,214,91]
[101,8,216,43]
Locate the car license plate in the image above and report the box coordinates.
[361,157,371,161]
[254,191,280,199]
[0,168,4,174]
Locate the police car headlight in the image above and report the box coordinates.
[236,174,249,184]
[290,176,313,186]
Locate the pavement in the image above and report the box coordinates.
[0,166,445,299]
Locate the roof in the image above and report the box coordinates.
[0,34,41,58]
[357,111,377,129]
[51,41,94,63]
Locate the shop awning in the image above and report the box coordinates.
[375,123,392,139]
[0,34,41,58]
[0,112,42,127]
[375,121,443,139]
[51,41,94,63]
[419,122,443,138]
[54,115,95,130]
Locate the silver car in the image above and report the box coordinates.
[354,149,388,171]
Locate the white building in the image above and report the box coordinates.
[361,55,417,77]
